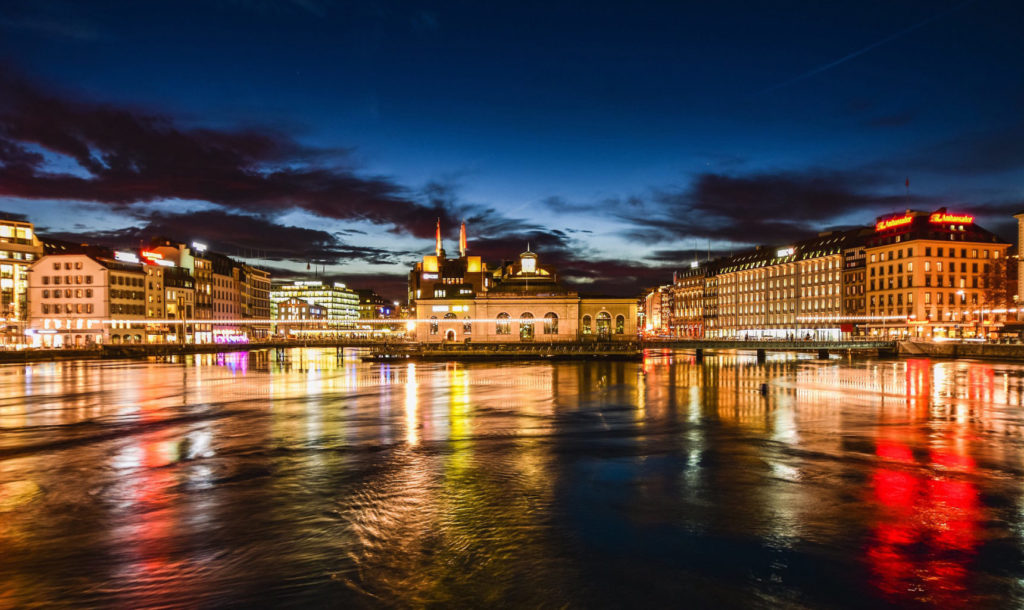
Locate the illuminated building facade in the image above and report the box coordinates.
[414,247,637,343]
[643,208,1013,340]
[275,297,326,336]
[270,280,359,328]
[0,215,43,344]
[162,266,196,343]
[27,253,147,347]
[866,209,1010,338]
[408,221,489,304]
[643,286,672,336]
[356,289,394,319]
[714,230,867,339]
[241,265,271,339]
[669,263,712,338]
[150,240,213,342]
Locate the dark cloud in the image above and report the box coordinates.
[621,169,925,244]
[0,73,456,238]
[41,209,416,266]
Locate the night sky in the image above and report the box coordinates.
[1,0,1022,299]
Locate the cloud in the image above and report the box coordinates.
[0,73,457,238]
[40,209,417,266]
[619,169,925,244]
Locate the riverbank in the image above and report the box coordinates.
[364,342,642,362]
[898,340,1024,360]
[0,340,383,364]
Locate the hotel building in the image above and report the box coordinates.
[866,209,1010,338]
[644,208,1012,340]
[713,229,867,339]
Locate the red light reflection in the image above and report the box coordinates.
[867,440,980,606]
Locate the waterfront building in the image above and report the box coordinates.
[162,266,196,343]
[27,253,147,347]
[408,221,489,305]
[210,253,243,342]
[669,263,711,338]
[270,280,359,332]
[643,286,672,336]
[866,209,1010,338]
[714,230,866,339]
[414,247,637,343]
[275,297,326,337]
[0,215,43,345]
[240,265,271,339]
[356,289,392,319]
[644,208,1013,340]
[149,240,214,343]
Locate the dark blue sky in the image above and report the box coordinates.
[1,0,1022,297]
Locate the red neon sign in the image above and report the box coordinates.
[875,215,913,232]
[929,212,974,224]
[141,251,163,259]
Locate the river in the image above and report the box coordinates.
[0,348,1022,607]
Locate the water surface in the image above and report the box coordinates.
[1,348,1023,607]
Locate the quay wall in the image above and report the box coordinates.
[898,341,1024,361]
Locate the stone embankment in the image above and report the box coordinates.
[898,341,1024,360]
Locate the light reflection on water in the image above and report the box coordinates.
[0,348,1023,607]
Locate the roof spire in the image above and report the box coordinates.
[435,218,442,257]
[459,220,467,257]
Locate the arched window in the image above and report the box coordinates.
[444,312,457,320]
[615,315,625,334]
[596,311,611,336]
[582,315,592,335]
[520,312,534,340]
[496,312,511,335]
[429,316,439,335]
[463,316,472,333]
[543,312,558,335]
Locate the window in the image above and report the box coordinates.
[444,312,457,320]
[429,316,438,335]
[582,315,592,335]
[463,316,472,334]
[42,276,49,285]
[544,312,559,335]
[596,312,611,336]
[520,313,535,340]
[85,276,92,284]
[496,312,511,335]
[42,289,49,298]
[615,315,625,334]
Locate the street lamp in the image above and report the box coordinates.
[956,290,966,338]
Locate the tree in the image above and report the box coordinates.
[977,254,1015,335]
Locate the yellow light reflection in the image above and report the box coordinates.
[405,362,419,446]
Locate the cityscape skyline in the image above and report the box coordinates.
[2,1,1023,299]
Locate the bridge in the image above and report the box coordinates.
[643,339,897,361]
